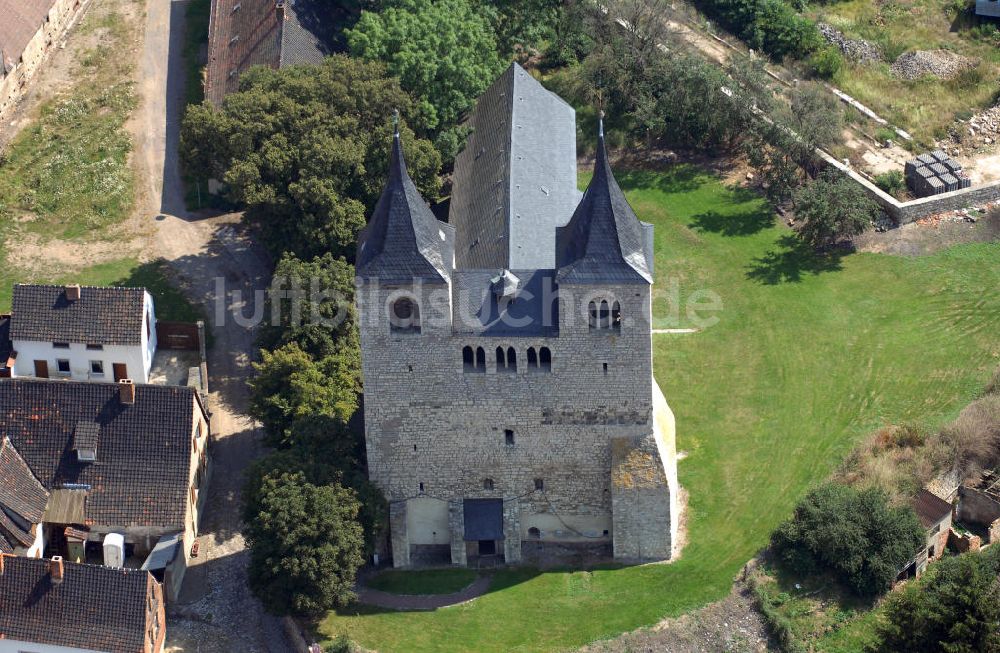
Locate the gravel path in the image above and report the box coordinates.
[355,575,493,611]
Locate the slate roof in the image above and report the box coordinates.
[10,284,147,346]
[452,269,559,336]
[205,0,333,106]
[0,556,152,653]
[450,63,580,270]
[0,0,55,76]
[912,488,952,529]
[356,131,454,284]
[556,122,654,285]
[0,378,201,529]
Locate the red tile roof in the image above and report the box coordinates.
[912,488,952,529]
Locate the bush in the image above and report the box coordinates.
[691,0,821,60]
[770,483,925,597]
[809,46,843,79]
[793,168,878,248]
[874,170,905,197]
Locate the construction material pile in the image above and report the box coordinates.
[891,50,977,80]
[818,23,882,64]
[905,151,971,197]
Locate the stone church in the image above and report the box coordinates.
[356,63,679,567]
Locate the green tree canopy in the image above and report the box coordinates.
[873,547,1000,653]
[347,0,505,153]
[771,483,925,597]
[180,55,441,259]
[257,253,358,361]
[243,472,366,615]
[248,342,361,445]
[793,168,878,249]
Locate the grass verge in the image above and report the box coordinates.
[365,569,479,595]
[316,164,1000,653]
[181,0,212,210]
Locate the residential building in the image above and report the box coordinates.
[0,554,165,653]
[9,284,158,383]
[900,488,953,580]
[0,0,86,122]
[356,63,679,568]
[0,377,210,600]
[0,314,11,377]
[205,0,335,106]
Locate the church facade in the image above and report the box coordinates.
[355,63,679,567]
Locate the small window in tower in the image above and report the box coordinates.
[483,478,494,491]
[504,429,514,445]
[527,347,538,369]
[603,529,609,537]
[528,527,541,539]
[475,347,486,372]
[496,346,506,370]
[603,362,608,375]
[534,478,544,491]
[419,482,425,492]
[507,347,517,372]
[539,347,551,372]
[390,296,421,334]
[463,346,474,372]
[612,301,622,330]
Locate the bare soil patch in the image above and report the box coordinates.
[854,209,1000,256]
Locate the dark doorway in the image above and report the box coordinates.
[113,363,128,381]
[34,360,48,378]
[478,540,496,556]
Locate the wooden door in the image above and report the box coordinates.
[113,363,128,382]
[34,360,48,378]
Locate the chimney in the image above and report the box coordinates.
[275,0,285,20]
[119,379,135,405]
[50,556,64,584]
[65,284,81,301]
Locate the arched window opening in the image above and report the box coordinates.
[599,300,610,329]
[588,301,598,329]
[475,347,486,372]
[528,527,541,539]
[463,346,474,372]
[496,346,506,370]
[612,301,622,330]
[483,478,494,491]
[539,347,552,372]
[527,347,538,369]
[507,347,517,372]
[389,296,420,334]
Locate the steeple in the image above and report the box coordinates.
[555,114,653,285]
[356,121,452,284]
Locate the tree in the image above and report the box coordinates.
[243,472,365,615]
[248,342,361,444]
[258,253,358,361]
[771,483,925,597]
[180,55,441,259]
[793,168,878,249]
[346,0,505,157]
[873,548,1000,653]
[488,0,562,56]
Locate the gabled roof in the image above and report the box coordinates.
[556,121,654,285]
[0,0,55,76]
[450,62,579,270]
[0,437,49,526]
[10,284,148,346]
[0,556,153,653]
[356,131,454,284]
[0,378,202,529]
[912,488,952,528]
[205,0,333,106]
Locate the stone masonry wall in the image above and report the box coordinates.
[358,277,664,566]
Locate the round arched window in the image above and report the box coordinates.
[528,527,541,539]
[389,296,420,333]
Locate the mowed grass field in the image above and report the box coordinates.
[318,165,1000,652]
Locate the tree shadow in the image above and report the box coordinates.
[690,204,776,236]
[616,165,706,195]
[745,235,847,285]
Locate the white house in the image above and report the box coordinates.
[0,555,165,653]
[8,284,157,383]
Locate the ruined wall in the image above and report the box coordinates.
[358,278,667,566]
[957,486,1000,526]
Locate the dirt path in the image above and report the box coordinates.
[133,1,288,650]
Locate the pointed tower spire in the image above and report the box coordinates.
[355,119,453,284]
[554,112,653,285]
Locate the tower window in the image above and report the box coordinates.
[483,478,494,491]
[496,346,506,370]
[603,362,608,375]
[390,296,420,334]
[419,482,424,492]
[475,347,486,372]
[589,299,621,330]
[504,429,514,445]
[528,527,541,539]
[463,346,474,372]
[534,478,544,491]
[539,347,551,372]
[507,347,517,372]
[527,347,538,370]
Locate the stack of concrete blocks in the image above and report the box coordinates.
[905,150,972,197]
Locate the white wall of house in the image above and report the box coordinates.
[11,291,157,383]
[0,638,106,653]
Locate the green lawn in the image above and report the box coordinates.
[317,165,1000,652]
[366,569,479,595]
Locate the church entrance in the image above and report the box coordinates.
[478,539,496,556]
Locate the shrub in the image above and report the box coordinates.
[770,483,925,597]
[690,0,821,60]
[809,46,843,79]
[874,170,905,197]
[793,168,878,248]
